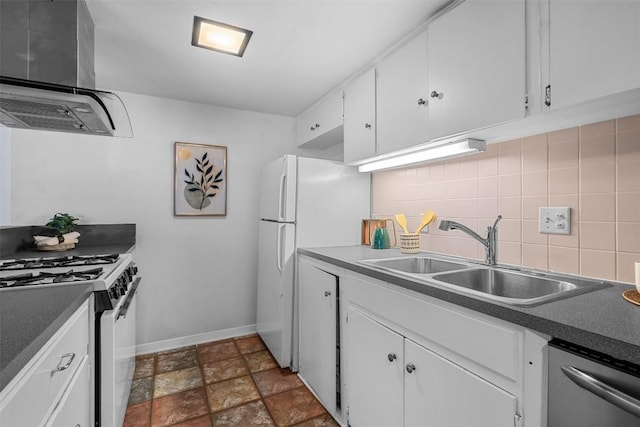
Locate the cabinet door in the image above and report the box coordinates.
[404,339,517,427]
[345,308,403,427]
[298,259,338,414]
[549,0,640,109]
[44,355,91,427]
[344,68,377,164]
[296,89,344,148]
[427,0,526,139]
[377,29,429,155]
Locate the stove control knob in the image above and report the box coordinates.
[119,285,127,297]
[130,265,138,275]
[108,288,119,300]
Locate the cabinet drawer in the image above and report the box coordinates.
[0,302,89,427]
[346,273,522,382]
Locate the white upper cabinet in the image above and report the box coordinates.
[548,0,640,110]
[376,29,429,155]
[427,0,526,140]
[343,68,377,164]
[296,88,344,148]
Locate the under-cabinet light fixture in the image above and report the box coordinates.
[192,16,253,57]
[358,138,486,172]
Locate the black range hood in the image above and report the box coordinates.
[0,0,133,137]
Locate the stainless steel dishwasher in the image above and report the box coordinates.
[548,339,640,426]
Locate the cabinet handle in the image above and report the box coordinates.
[324,291,331,297]
[417,98,427,106]
[364,123,372,129]
[53,352,76,373]
[406,363,416,373]
[430,91,442,99]
[387,353,397,362]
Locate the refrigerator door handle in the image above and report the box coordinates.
[278,168,287,222]
[277,223,285,274]
[561,365,640,418]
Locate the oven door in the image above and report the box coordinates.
[100,277,140,427]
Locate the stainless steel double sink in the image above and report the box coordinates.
[358,255,610,307]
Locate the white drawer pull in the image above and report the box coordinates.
[53,353,76,373]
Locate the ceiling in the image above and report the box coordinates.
[86,0,451,117]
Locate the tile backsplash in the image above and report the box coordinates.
[371,114,640,284]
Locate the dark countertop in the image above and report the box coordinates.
[0,283,94,391]
[299,246,640,365]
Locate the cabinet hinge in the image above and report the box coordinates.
[514,413,523,427]
[544,85,551,107]
[524,94,530,109]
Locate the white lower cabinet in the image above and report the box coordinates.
[298,257,339,415]
[0,298,92,427]
[404,339,517,427]
[44,355,91,427]
[346,307,518,427]
[345,308,404,427]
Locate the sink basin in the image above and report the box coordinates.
[360,256,470,275]
[432,268,610,306]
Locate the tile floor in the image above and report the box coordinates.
[123,334,340,427]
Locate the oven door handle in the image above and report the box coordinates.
[561,365,640,418]
[117,277,141,320]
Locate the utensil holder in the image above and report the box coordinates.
[400,234,420,254]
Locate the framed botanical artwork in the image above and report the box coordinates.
[174,142,227,216]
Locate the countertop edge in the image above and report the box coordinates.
[298,247,640,365]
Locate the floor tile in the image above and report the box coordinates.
[151,387,209,427]
[129,376,154,405]
[171,415,213,427]
[235,335,267,354]
[252,368,303,397]
[198,340,240,364]
[292,414,340,427]
[244,351,278,373]
[205,376,261,412]
[264,387,326,427]
[211,400,276,426]
[134,357,155,379]
[202,356,249,384]
[156,348,198,374]
[154,367,203,398]
[123,400,151,427]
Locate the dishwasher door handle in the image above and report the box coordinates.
[561,365,640,418]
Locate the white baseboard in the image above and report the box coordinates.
[135,324,257,356]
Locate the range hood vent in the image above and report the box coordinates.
[0,0,133,137]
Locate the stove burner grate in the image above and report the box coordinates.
[0,267,104,288]
[0,254,119,271]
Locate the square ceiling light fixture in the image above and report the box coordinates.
[192,16,253,57]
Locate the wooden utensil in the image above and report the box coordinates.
[414,210,436,234]
[395,214,409,234]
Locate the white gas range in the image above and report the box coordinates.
[0,253,140,427]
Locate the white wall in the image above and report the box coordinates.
[8,91,323,350]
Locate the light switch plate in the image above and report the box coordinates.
[539,207,571,235]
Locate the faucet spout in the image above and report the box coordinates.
[438,215,502,265]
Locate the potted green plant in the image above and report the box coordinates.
[33,213,81,250]
[45,213,79,236]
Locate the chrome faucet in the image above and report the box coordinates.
[438,215,502,265]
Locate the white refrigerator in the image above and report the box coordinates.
[256,154,370,369]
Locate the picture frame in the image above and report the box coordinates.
[174,142,227,216]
